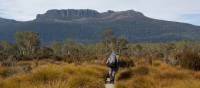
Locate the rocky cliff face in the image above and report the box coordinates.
[36,9,100,21]
[35,9,144,22]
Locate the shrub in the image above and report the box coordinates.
[119,56,135,68]
[116,68,133,81]
[176,49,200,70]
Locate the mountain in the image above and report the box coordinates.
[0,9,200,43]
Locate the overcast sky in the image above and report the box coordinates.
[0,0,200,25]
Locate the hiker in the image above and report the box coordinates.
[106,51,119,83]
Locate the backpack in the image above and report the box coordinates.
[107,55,117,68]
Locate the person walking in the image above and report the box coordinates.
[106,51,119,83]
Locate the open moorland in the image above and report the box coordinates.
[0,31,200,88]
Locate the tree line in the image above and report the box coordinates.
[0,30,200,70]
[0,29,129,65]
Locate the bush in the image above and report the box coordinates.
[176,49,200,70]
[119,56,135,68]
[116,68,133,81]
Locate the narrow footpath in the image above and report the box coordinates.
[105,84,114,88]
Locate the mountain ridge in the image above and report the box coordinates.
[35,9,145,23]
[0,9,200,43]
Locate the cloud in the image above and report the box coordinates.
[0,0,200,25]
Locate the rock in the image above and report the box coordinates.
[35,9,144,22]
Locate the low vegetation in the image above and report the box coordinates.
[115,61,200,88]
[0,62,107,88]
[1,31,200,88]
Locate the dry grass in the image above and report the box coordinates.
[192,71,200,79]
[30,64,64,82]
[115,61,200,88]
[66,75,104,88]
[1,60,200,88]
[0,66,19,77]
[0,63,107,88]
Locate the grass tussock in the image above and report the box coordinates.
[30,64,64,82]
[115,61,200,88]
[0,63,107,88]
[0,66,18,77]
[192,71,200,79]
[66,75,104,88]
[116,68,133,81]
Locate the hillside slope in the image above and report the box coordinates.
[0,9,200,43]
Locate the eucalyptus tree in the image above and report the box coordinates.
[15,32,40,56]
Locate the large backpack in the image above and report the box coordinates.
[107,54,117,68]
